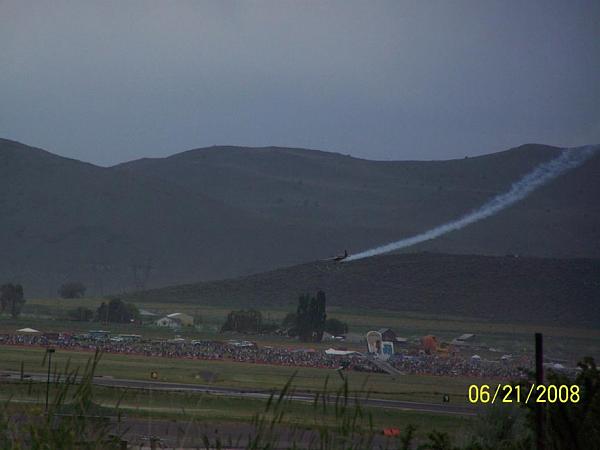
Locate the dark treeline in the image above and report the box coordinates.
[67,298,139,324]
[221,291,348,341]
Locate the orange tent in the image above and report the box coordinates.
[421,335,439,354]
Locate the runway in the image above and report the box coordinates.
[1,370,476,416]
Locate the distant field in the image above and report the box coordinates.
[8,297,600,364]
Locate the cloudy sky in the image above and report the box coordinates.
[1,1,599,166]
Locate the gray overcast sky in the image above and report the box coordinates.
[1,1,599,166]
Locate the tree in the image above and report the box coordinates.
[324,318,348,336]
[0,283,25,318]
[310,290,327,342]
[295,291,327,342]
[296,293,312,341]
[67,307,94,322]
[220,309,262,333]
[59,282,86,299]
[95,298,139,324]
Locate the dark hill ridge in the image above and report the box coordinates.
[0,139,336,294]
[1,138,599,296]
[116,144,566,231]
[124,252,600,328]
[116,143,600,259]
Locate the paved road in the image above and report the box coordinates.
[1,370,476,416]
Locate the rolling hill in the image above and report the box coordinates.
[123,252,600,328]
[1,138,599,296]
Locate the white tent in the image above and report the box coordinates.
[16,327,40,333]
[325,348,358,356]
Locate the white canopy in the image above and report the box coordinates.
[17,327,40,333]
[325,348,358,356]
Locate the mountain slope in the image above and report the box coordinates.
[123,252,600,328]
[0,139,332,295]
[1,138,598,296]
[117,143,600,259]
[116,144,564,232]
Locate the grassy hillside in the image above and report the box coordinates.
[123,252,600,328]
[116,144,563,231]
[1,138,598,296]
[116,142,600,260]
[0,139,333,294]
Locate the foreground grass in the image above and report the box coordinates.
[0,381,471,439]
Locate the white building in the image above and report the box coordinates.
[155,312,194,328]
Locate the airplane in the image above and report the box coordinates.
[325,250,348,262]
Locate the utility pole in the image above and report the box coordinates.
[535,333,545,450]
[45,348,55,413]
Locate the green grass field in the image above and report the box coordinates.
[0,345,481,404]
[0,344,475,441]
[1,380,471,437]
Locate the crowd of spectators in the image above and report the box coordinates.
[0,333,377,371]
[388,354,530,379]
[0,333,530,378]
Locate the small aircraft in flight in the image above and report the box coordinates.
[325,250,348,262]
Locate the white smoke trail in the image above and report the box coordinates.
[346,145,599,261]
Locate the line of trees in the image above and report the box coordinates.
[220,309,263,333]
[96,298,139,324]
[67,298,139,324]
[0,280,139,326]
[220,291,348,342]
[284,291,348,342]
[220,309,280,334]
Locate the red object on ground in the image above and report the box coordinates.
[383,428,400,436]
